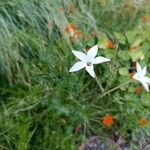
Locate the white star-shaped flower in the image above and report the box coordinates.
[133,62,150,92]
[69,45,110,78]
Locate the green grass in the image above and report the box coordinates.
[0,0,150,149]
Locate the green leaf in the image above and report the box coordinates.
[131,38,142,47]
[118,51,130,60]
[102,49,114,59]
[98,32,109,49]
[114,32,126,44]
[125,31,137,44]
[119,68,128,76]
[141,42,150,53]
[129,50,145,61]
[142,93,150,106]
[87,38,95,47]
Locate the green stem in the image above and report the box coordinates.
[100,79,132,98]
[95,76,104,92]
[112,41,119,68]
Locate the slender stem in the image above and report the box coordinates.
[100,79,132,98]
[82,121,86,143]
[112,41,119,68]
[95,76,104,92]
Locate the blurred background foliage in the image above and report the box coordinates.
[0,0,150,149]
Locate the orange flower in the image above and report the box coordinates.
[141,15,150,23]
[64,23,77,33]
[106,40,115,49]
[103,114,114,127]
[73,30,81,40]
[135,87,142,94]
[139,117,148,127]
[64,23,81,40]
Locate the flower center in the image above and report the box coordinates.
[87,62,92,66]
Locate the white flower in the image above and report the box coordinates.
[69,45,110,78]
[133,62,150,92]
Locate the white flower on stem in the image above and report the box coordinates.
[69,45,110,78]
[133,62,150,92]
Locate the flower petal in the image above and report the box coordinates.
[142,76,150,84]
[136,62,142,72]
[93,56,110,64]
[133,73,139,81]
[139,66,147,77]
[141,81,149,92]
[87,45,98,59]
[72,50,87,61]
[86,65,95,78]
[69,61,85,72]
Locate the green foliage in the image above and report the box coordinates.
[0,0,150,149]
